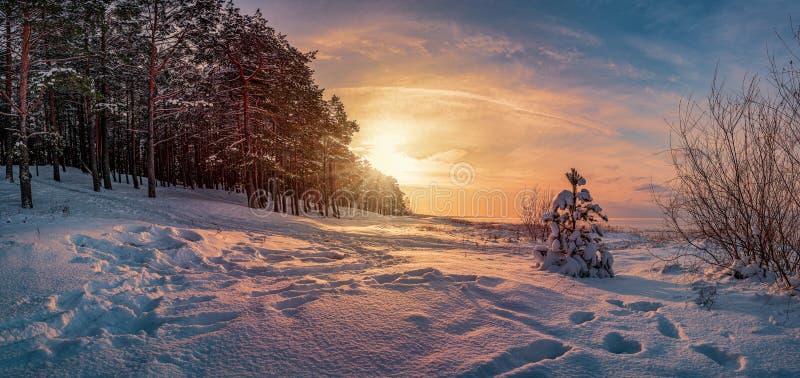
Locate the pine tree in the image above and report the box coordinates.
[535,168,614,278]
[2,1,13,183]
[1,0,65,207]
[120,0,217,198]
[0,0,410,217]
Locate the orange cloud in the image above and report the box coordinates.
[265,13,678,218]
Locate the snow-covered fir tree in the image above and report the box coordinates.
[533,168,614,278]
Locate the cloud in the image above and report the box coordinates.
[348,87,617,135]
[426,148,469,163]
[626,37,689,67]
[335,82,672,201]
[235,0,761,217]
[456,34,525,57]
[314,52,341,61]
[633,183,670,193]
[538,46,582,64]
[334,85,620,136]
[553,25,603,46]
[304,22,431,61]
[601,60,654,80]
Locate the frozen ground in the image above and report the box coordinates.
[1,167,799,376]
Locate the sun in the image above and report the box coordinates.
[362,121,421,184]
[367,133,404,174]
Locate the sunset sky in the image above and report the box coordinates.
[238,0,800,218]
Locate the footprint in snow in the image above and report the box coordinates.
[403,313,432,330]
[273,294,320,312]
[606,299,625,308]
[170,311,240,339]
[606,298,664,313]
[458,339,571,377]
[627,301,664,312]
[569,311,595,325]
[656,316,686,340]
[176,229,203,242]
[691,343,746,371]
[603,332,642,354]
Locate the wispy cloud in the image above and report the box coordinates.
[601,60,654,80]
[335,85,620,136]
[538,46,582,64]
[633,183,670,193]
[553,25,603,46]
[235,0,800,217]
[627,37,690,67]
[456,34,525,57]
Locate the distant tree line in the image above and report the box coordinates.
[0,0,408,217]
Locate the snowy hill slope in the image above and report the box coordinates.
[1,168,799,376]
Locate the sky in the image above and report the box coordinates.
[237,0,800,218]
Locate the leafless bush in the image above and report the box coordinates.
[658,51,800,289]
[692,281,718,310]
[519,186,554,241]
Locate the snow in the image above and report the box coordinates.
[551,190,573,211]
[1,167,800,376]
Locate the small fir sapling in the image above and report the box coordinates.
[533,168,614,278]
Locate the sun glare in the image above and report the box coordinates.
[363,121,420,185]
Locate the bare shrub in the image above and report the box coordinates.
[658,59,800,289]
[519,186,554,241]
[692,281,718,310]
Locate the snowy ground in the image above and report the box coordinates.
[1,167,799,376]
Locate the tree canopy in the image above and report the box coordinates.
[0,0,408,217]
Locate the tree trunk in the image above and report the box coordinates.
[100,26,112,189]
[146,3,158,198]
[17,15,32,208]
[49,88,60,182]
[242,85,257,208]
[132,131,139,189]
[19,144,31,208]
[330,161,339,218]
[3,132,11,183]
[85,35,100,192]
[101,113,111,190]
[77,94,88,173]
[88,99,100,191]
[147,80,156,198]
[4,15,13,183]
[128,78,139,189]
[293,179,300,216]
